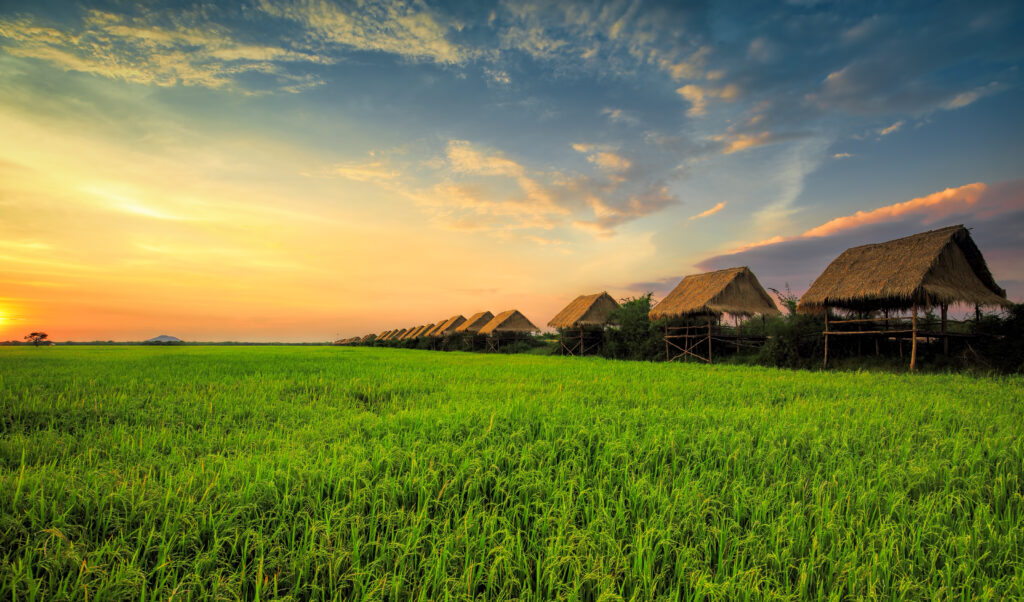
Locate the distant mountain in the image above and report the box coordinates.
[145,335,183,343]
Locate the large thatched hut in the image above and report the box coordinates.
[479,310,540,351]
[650,266,779,362]
[548,292,620,355]
[798,225,1009,369]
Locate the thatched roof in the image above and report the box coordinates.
[799,225,1009,313]
[401,325,425,340]
[479,309,540,335]
[455,311,494,333]
[650,266,780,320]
[420,320,445,337]
[548,292,620,329]
[417,323,436,338]
[431,315,467,336]
[389,328,408,341]
[376,330,391,340]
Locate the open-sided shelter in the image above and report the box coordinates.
[548,292,620,355]
[650,266,780,363]
[798,225,1009,370]
[479,310,540,351]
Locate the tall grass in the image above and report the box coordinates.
[1,346,1022,600]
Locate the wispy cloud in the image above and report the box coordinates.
[689,201,726,220]
[833,152,853,159]
[878,120,903,136]
[676,83,740,116]
[259,0,470,65]
[0,10,329,92]
[723,182,993,254]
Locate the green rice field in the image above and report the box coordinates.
[1,346,1022,600]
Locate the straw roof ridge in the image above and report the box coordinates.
[798,225,1009,312]
[479,309,540,335]
[650,266,780,319]
[548,291,620,329]
[455,311,494,333]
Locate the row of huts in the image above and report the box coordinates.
[336,225,1011,370]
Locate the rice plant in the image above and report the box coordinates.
[1,346,1022,600]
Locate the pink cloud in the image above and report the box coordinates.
[724,180,1024,254]
[802,182,988,238]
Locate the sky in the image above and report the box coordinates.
[0,0,1022,342]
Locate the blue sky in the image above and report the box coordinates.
[0,0,1022,339]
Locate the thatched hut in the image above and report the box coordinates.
[798,225,1009,369]
[479,310,540,351]
[401,326,425,340]
[431,315,467,337]
[455,311,494,334]
[389,328,409,341]
[548,292,620,355]
[649,267,779,363]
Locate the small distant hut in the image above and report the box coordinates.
[547,292,620,355]
[428,315,467,349]
[479,310,540,351]
[798,225,1010,370]
[422,320,447,338]
[650,266,780,363]
[452,311,494,351]
[432,315,467,337]
[401,326,425,341]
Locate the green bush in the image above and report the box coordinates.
[601,294,664,361]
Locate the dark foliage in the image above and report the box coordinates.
[601,294,664,361]
[971,303,1024,373]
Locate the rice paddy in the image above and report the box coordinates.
[1,346,1022,600]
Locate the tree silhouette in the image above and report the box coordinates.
[24,332,48,346]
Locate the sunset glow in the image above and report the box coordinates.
[1,1,1022,341]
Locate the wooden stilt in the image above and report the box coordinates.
[664,323,669,361]
[910,304,918,372]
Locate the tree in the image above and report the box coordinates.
[24,332,48,346]
[768,283,799,315]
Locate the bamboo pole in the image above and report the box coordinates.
[910,304,918,372]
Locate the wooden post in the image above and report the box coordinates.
[941,304,948,356]
[823,310,829,369]
[665,323,669,361]
[910,304,918,372]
